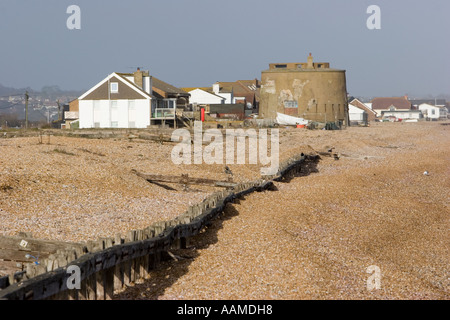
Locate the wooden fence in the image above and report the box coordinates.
[0,153,319,300]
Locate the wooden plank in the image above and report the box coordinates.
[85,274,97,300]
[114,263,124,291]
[96,270,105,300]
[133,170,237,188]
[104,267,115,300]
[68,288,78,300]
[0,236,84,254]
[0,275,10,289]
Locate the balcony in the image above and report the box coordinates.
[152,108,175,119]
[64,111,79,120]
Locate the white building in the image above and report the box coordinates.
[212,82,233,104]
[418,103,443,120]
[348,104,366,122]
[78,71,153,129]
[381,110,422,121]
[187,88,225,106]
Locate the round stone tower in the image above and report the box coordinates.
[260,54,349,126]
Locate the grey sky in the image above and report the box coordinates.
[0,0,448,97]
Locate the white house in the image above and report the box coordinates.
[348,98,377,124]
[187,88,225,106]
[212,82,233,104]
[418,103,443,120]
[78,71,153,129]
[348,104,367,123]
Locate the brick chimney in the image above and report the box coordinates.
[134,67,143,89]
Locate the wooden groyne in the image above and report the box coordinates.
[0,153,319,300]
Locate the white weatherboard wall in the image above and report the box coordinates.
[418,103,440,120]
[348,104,365,121]
[79,99,150,128]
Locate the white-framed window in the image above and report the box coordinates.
[110,82,119,93]
[93,100,101,125]
[128,100,136,128]
[163,99,176,109]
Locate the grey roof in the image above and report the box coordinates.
[409,99,446,106]
[152,77,190,96]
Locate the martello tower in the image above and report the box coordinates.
[260,53,348,126]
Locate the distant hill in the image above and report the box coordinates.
[0,83,35,96]
[0,83,83,99]
[0,84,84,123]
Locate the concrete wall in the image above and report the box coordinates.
[260,68,348,124]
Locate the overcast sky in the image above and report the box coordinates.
[0,0,448,97]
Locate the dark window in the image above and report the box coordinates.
[275,64,287,68]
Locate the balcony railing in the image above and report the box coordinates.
[153,108,175,119]
[64,111,79,120]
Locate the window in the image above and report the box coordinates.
[164,99,176,109]
[431,109,436,115]
[275,64,287,69]
[110,101,118,127]
[93,101,101,125]
[110,82,119,93]
[128,100,136,128]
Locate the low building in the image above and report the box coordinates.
[213,80,260,112]
[209,103,245,120]
[348,98,377,124]
[184,88,225,107]
[370,96,412,116]
[418,103,445,120]
[409,99,446,109]
[381,110,422,121]
[183,79,260,117]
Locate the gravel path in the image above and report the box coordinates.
[114,122,450,300]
